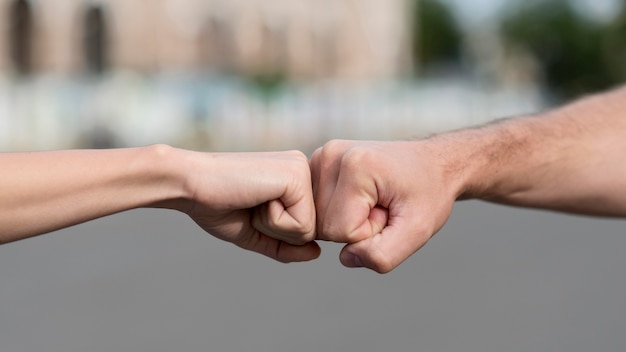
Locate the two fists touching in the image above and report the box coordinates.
[4,88,623,273]
[1,141,453,274]
[183,140,458,273]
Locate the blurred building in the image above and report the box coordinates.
[0,0,546,153]
[0,0,413,81]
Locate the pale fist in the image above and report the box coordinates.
[183,150,319,263]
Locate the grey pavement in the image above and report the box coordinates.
[1,200,625,352]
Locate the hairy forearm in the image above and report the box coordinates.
[0,145,188,243]
[431,86,626,216]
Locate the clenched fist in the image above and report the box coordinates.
[310,140,463,273]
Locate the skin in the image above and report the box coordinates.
[311,86,626,273]
[3,86,625,272]
[0,146,319,263]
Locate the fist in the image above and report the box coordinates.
[183,150,319,263]
[310,140,459,273]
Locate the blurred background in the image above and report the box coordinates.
[2,1,626,352]
[3,0,624,152]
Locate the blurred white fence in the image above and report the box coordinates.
[0,72,545,152]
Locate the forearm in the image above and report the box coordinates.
[430,86,626,216]
[0,145,188,243]
[310,86,626,272]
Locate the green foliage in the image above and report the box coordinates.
[602,5,626,82]
[246,71,286,102]
[411,0,463,72]
[500,0,623,100]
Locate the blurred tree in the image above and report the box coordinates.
[248,72,286,102]
[602,2,626,83]
[411,0,463,74]
[500,0,620,100]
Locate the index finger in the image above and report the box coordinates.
[320,151,386,243]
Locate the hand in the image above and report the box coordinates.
[180,150,319,263]
[310,140,463,273]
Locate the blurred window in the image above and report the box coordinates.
[200,16,236,72]
[8,0,33,75]
[262,21,287,74]
[83,5,108,74]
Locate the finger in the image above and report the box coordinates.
[338,213,427,273]
[311,141,349,240]
[255,151,316,244]
[281,167,317,243]
[281,194,316,243]
[321,153,381,243]
[252,198,314,245]
[310,146,334,240]
[274,241,321,263]
[238,230,322,263]
[310,147,323,196]
[369,205,389,235]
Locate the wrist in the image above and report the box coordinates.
[422,121,532,201]
[416,136,480,200]
[140,144,194,212]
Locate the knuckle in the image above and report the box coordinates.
[286,149,308,162]
[302,232,316,243]
[363,246,396,274]
[344,227,367,244]
[322,139,346,150]
[310,148,322,169]
[299,218,316,239]
[312,146,323,157]
[369,255,395,274]
[276,150,310,176]
[321,139,349,160]
[320,222,352,243]
[372,263,395,274]
[340,147,374,172]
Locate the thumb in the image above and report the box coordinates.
[252,197,316,245]
[339,214,430,274]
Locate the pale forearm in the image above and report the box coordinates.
[0,145,187,243]
[435,86,626,215]
[0,146,319,262]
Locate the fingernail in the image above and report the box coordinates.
[341,252,363,268]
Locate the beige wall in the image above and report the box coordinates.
[0,0,413,81]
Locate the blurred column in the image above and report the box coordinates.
[83,4,109,75]
[8,0,33,75]
[261,18,287,77]
[198,14,237,73]
[108,0,157,72]
[285,20,315,81]
[235,8,268,76]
